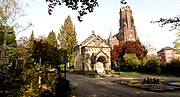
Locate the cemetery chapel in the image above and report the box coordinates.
[74,5,139,73]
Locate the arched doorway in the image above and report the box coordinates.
[97,56,106,64]
[95,56,106,74]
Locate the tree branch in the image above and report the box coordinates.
[151,15,180,31]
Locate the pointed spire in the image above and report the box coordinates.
[92,30,95,35]
[109,30,113,39]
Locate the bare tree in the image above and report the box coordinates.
[0,0,31,66]
[0,0,32,42]
[143,42,157,55]
[151,16,180,31]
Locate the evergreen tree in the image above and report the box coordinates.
[58,16,78,67]
[27,31,35,51]
[48,30,58,47]
[26,31,35,64]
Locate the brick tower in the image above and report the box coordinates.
[118,5,139,44]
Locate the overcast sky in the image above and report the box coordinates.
[18,0,180,51]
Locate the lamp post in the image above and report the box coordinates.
[64,53,69,79]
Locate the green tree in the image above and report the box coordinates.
[22,38,59,97]
[145,59,160,74]
[168,58,180,75]
[21,61,57,97]
[123,53,140,71]
[25,31,35,65]
[139,54,159,73]
[173,29,180,54]
[141,55,159,66]
[48,30,58,47]
[47,30,63,66]
[58,16,78,68]
[0,25,22,96]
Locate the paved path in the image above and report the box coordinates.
[67,73,180,97]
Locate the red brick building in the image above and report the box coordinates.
[108,5,139,49]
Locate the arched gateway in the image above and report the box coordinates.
[74,33,111,73]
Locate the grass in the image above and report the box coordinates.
[114,79,180,92]
[115,71,142,74]
[114,71,180,78]
[84,71,99,78]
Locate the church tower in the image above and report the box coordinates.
[118,5,139,44]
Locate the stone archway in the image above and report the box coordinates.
[97,56,106,64]
[95,56,106,74]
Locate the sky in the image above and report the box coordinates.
[17,0,180,52]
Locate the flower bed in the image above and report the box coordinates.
[114,78,180,92]
[163,81,180,87]
[139,84,178,92]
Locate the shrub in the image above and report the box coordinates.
[159,61,167,74]
[168,59,180,75]
[54,75,72,97]
[145,59,160,74]
[123,54,140,71]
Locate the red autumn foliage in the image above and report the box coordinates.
[122,40,147,60]
[111,40,147,65]
[111,44,123,65]
[18,44,26,58]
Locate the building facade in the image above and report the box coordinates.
[157,46,179,62]
[74,33,111,73]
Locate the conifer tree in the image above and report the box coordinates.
[48,30,58,47]
[58,16,78,67]
[26,31,35,64]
